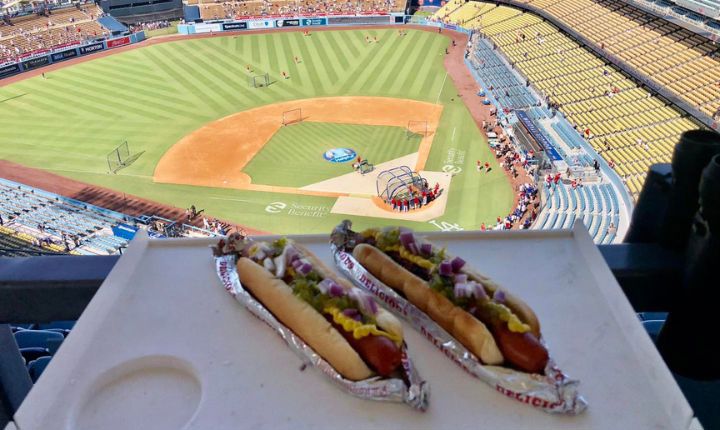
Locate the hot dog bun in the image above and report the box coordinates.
[352,244,503,365]
[237,257,373,380]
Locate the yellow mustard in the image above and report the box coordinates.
[325,307,402,345]
[484,301,531,333]
[377,244,436,271]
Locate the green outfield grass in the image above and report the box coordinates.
[243,122,421,187]
[0,29,513,234]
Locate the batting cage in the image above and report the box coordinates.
[248,73,270,88]
[107,141,129,174]
[282,108,302,126]
[376,166,428,201]
[406,120,428,139]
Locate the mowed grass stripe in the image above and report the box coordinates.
[293,33,330,94]
[140,46,222,114]
[51,72,171,121]
[9,80,122,119]
[61,68,196,120]
[345,31,405,94]
[336,30,363,60]
[207,40,309,101]
[322,32,351,71]
[250,34,262,64]
[386,31,430,91]
[412,38,447,96]
[280,32,305,86]
[366,32,416,94]
[169,44,244,112]
[77,63,184,101]
[311,34,341,84]
[179,42,275,107]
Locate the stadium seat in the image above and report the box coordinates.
[27,356,53,383]
[14,330,64,349]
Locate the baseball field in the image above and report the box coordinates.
[0,28,513,234]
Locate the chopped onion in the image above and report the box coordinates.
[317,279,335,294]
[494,289,506,303]
[285,246,300,264]
[399,231,416,249]
[450,256,466,273]
[472,282,488,300]
[342,308,362,321]
[454,274,468,284]
[263,258,275,273]
[297,262,313,276]
[420,243,433,256]
[329,284,345,298]
[454,283,472,298]
[439,261,453,277]
[408,242,419,255]
[291,259,303,270]
[349,288,379,316]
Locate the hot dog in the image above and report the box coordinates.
[343,226,548,374]
[216,233,404,381]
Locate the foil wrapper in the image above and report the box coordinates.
[215,254,429,411]
[330,222,587,415]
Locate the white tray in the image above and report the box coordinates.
[12,224,696,430]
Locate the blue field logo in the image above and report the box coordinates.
[323,148,357,163]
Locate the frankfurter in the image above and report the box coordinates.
[215,233,404,381]
[344,226,548,374]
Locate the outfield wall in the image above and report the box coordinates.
[177,14,408,35]
[0,32,146,80]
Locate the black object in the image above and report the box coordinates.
[624,164,672,243]
[657,155,720,380]
[658,130,720,250]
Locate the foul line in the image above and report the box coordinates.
[436,72,448,105]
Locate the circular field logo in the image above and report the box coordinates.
[323,148,357,163]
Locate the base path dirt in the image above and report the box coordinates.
[154,96,443,194]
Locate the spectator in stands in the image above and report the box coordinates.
[0,214,3,226]
[608,223,617,236]
[594,159,600,173]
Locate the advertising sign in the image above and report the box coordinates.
[106,36,131,48]
[194,23,222,33]
[51,48,78,62]
[248,19,274,29]
[22,55,49,71]
[79,42,105,55]
[327,16,391,25]
[276,19,300,27]
[222,22,247,30]
[323,148,357,163]
[0,63,20,78]
[301,17,327,26]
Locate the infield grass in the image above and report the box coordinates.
[243,122,421,187]
[0,29,513,234]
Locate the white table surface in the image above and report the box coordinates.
[13,224,695,429]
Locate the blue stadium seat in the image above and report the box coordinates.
[28,356,52,383]
[555,213,567,229]
[566,213,576,228]
[14,330,64,349]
